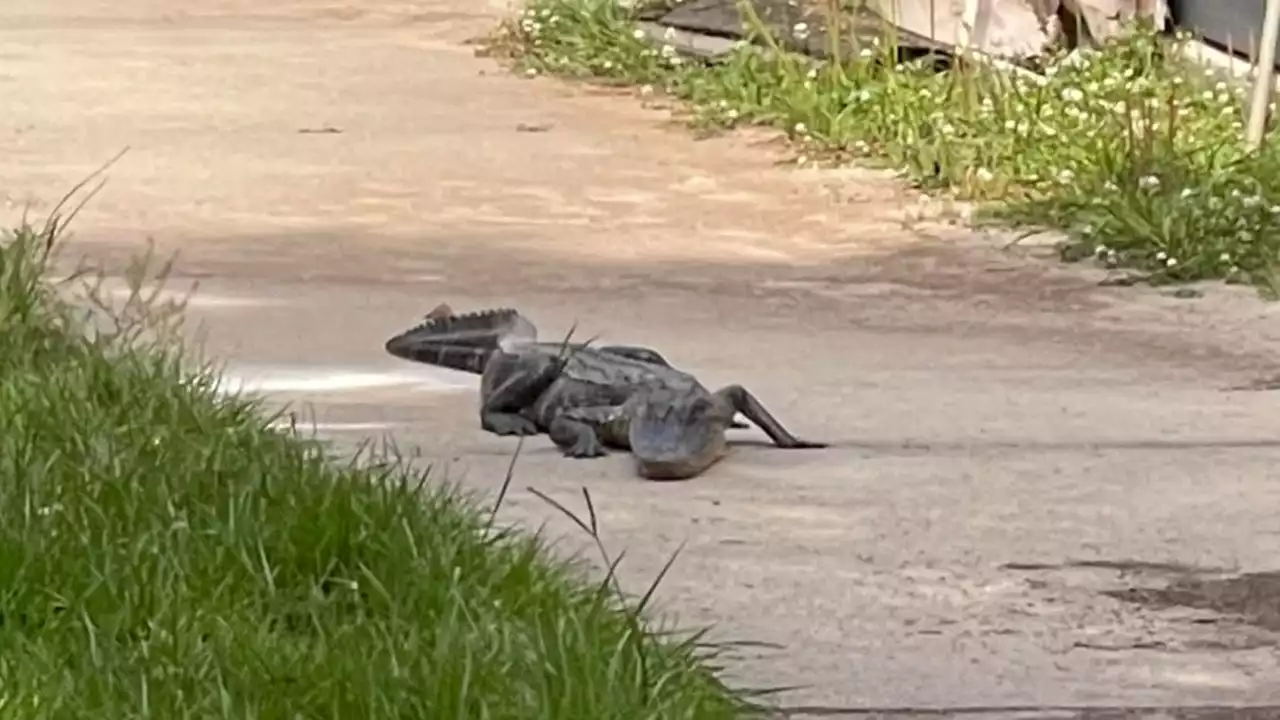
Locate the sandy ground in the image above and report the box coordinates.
[8,0,1280,716]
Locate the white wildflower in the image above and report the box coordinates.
[1138,175,1161,190]
[632,28,646,40]
[975,167,995,183]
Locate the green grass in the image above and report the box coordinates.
[497,0,1280,296]
[0,218,752,718]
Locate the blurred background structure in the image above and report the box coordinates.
[867,0,1169,59]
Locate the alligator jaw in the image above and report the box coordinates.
[632,435,729,481]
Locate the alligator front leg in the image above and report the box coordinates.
[710,385,827,449]
[479,351,564,437]
[547,405,628,458]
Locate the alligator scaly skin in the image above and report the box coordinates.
[385,306,825,479]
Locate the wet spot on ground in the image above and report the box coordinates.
[1104,570,1280,633]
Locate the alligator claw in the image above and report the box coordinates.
[564,439,607,459]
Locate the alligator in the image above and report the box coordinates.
[384,304,827,480]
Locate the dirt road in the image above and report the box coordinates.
[8,0,1280,715]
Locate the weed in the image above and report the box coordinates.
[498,0,1280,295]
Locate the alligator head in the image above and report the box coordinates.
[625,385,733,481]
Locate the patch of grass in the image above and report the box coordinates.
[0,216,752,718]
[497,0,1280,295]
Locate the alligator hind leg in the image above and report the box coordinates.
[711,385,827,449]
[479,351,563,437]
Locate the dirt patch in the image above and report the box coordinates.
[1105,571,1280,634]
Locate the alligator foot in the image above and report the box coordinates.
[712,385,827,450]
[482,411,540,436]
[548,416,609,458]
[564,439,607,458]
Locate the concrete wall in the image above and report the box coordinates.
[1171,0,1278,69]
[865,0,1169,58]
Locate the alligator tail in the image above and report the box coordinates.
[383,305,536,374]
[385,340,497,374]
